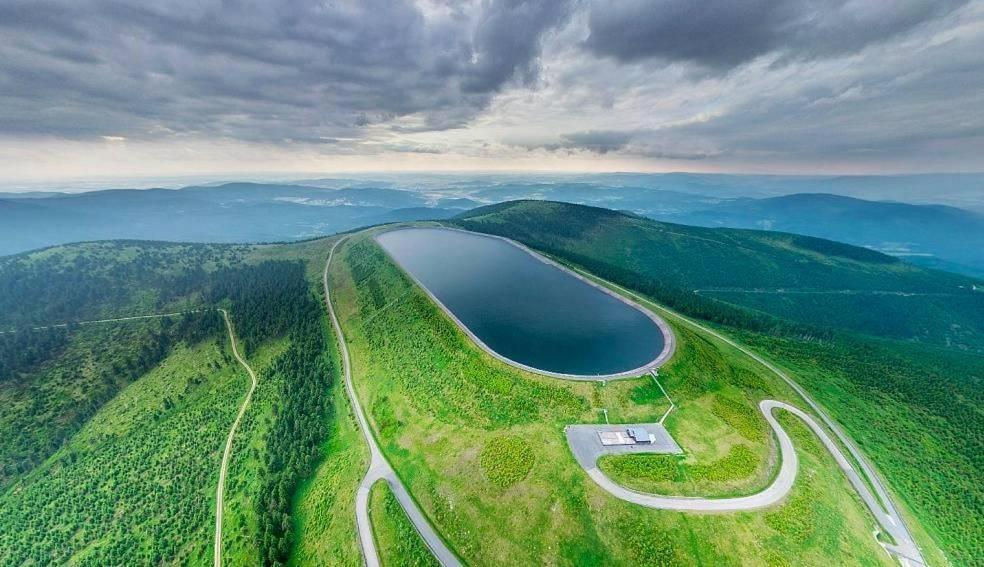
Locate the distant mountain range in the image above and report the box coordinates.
[0,183,462,256]
[2,175,983,277]
[664,193,984,277]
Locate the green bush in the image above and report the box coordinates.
[711,396,764,441]
[480,435,535,488]
[690,444,758,482]
[598,454,682,484]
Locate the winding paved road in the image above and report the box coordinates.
[323,238,462,567]
[565,269,927,567]
[214,308,259,567]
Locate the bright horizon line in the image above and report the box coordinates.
[3,168,984,194]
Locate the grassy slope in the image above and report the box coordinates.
[288,369,366,566]
[454,200,980,565]
[0,336,248,565]
[216,338,289,564]
[329,231,894,566]
[369,480,440,567]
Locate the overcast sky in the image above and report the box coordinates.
[2,0,983,183]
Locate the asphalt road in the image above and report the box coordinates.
[214,309,258,567]
[568,270,927,567]
[323,237,462,567]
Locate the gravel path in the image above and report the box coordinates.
[214,309,258,567]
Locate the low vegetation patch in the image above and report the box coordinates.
[599,454,683,484]
[613,516,677,567]
[689,444,758,482]
[711,396,765,441]
[479,435,535,488]
[370,481,440,567]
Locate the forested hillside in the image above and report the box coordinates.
[0,241,248,485]
[453,200,984,565]
[0,240,337,565]
[675,193,984,277]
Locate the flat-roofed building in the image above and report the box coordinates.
[627,427,651,443]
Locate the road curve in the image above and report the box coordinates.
[584,401,856,511]
[322,238,462,567]
[565,269,927,567]
[214,309,259,567]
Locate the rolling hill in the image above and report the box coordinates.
[1,199,981,565]
[453,200,983,564]
[0,183,463,256]
[675,193,984,277]
[455,200,984,351]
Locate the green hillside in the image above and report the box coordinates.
[325,229,905,566]
[1,201,979,565]
[0,239,346,565]
[454,200,983,564]
[455,200,984,349]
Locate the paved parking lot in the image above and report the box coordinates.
[565,423,682,469]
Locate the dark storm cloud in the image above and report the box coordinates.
[0,0,570,142]
[583,0,970,70]
[463,0,574,92]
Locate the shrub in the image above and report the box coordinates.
[480,435,535,488]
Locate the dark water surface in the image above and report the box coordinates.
[375,227,666,376]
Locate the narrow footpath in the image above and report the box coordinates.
[214,308,258,567]
[322,238,461,567]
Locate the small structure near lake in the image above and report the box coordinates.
[567,422,682,471]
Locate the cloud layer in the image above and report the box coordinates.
[1,0,982,178]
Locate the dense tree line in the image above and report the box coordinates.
[206,261,315,357]
[0,240,246,328]
[0,326,69,379]
[0,311,224,487]
[213,261,335,565]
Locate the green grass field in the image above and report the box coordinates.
[369,480,440,567]
[454,200,979,564]
[328,230,897,566]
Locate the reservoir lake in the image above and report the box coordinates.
[375,227,668,377]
